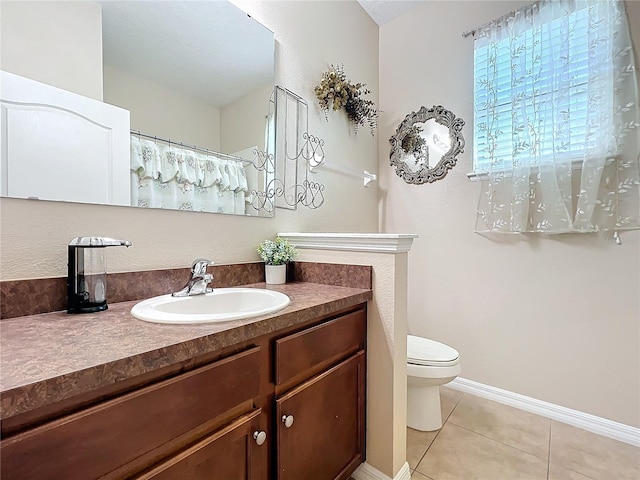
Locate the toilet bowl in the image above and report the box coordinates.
[407,334,461,432]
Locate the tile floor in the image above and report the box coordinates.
[407,387,640,480]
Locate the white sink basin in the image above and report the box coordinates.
[131,288,290,324]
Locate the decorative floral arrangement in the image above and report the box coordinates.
[257,237,297,266]
[314,64,378,136]
[401,125,426,156]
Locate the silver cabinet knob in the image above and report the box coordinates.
[253,430,267,446]
[281,414,294,428]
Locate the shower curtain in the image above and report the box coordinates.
[130,136,249,214]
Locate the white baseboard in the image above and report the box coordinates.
[449,377,640,447]
[352,461,411,480]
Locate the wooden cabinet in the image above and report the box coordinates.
[274,307,366,480]
[0,304,366,480]
[276,353,365,480]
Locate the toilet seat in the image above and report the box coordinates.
[407,335,459,367]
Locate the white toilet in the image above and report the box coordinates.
[407,334,461,431]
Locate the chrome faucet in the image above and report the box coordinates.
[172,258,214,297]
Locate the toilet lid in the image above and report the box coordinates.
[407,335,459,366]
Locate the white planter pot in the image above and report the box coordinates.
[265,264,286,284]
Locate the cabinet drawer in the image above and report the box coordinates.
[0,347,260,480]
[275,307,365,385]
[136,409,262,480]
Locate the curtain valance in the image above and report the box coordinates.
[130,136,248,193]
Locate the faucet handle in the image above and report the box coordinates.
[191,258,214,276]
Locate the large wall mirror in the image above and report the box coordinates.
[0,0,276,217]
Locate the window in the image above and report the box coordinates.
[471,0,639,234]
[473,2,613,173]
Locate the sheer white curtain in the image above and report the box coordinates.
[130,136,249,214]
[474,0,640,235]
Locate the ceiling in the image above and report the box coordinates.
[98,1,274,107]
[96,0,418,107]
[357,0,423,26]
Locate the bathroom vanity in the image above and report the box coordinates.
[0,280,371,480]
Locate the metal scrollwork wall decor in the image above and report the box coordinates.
[266,86,326,210]
[389,105,465,184]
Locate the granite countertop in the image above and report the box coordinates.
[0,282,372,421]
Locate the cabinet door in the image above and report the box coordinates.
[276,351,365,480]
[136,409,266,480]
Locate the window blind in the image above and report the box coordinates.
[473,5,613,172]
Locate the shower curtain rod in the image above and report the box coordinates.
[130,130,253,165]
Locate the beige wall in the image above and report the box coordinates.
[221,84,273,154]
[0,1,103,100]
[104,68,272,157]
[379,0,640,428]
[0,0,380,281]
[103,64,222,151]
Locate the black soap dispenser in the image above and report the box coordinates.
[67,237,132,314]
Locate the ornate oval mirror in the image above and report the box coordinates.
[389,105,465,184]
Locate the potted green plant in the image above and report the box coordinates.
[257,237,297,284]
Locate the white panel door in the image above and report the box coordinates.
[0,70,130,206]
